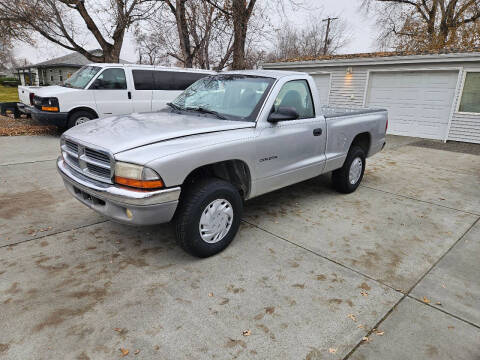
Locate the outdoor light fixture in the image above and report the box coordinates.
[346,67,353,75]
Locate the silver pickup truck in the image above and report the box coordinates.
[57,70,387,257]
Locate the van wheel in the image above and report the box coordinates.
[174,178,243,258]
[67,111,95,129]
[332,145,366,194]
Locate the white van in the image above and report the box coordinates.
[24,64,215,128]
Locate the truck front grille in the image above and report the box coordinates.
[61,139,113,183]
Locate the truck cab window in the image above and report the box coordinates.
[274,80,315,119]
[92,68,127,90]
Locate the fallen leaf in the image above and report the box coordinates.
[120,348,129,356]
[347,314,357,322]
[375,331,384,336]
[360,290,368,297]
[134,350,140,355]
[242,330,251,337]
[357,324,364,329]
[422,296,431,304]
[448,325,455,330]
[328,348,337,354]
[362,336,369,342]
[208,292,214,297]
[114,328,123,332]
[435,302,442,306]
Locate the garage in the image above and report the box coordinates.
[263,50,480,144]
[366,71,459,140]
[311,73,331,105]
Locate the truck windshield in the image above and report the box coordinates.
[63,66,101,89]
[170,74,275,122]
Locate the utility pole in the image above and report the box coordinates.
[322,17,338,55]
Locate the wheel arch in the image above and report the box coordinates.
[68,107,98,120]
[349,132,371,156]
[181,159,252,199]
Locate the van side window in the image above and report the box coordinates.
[132,70,154,90]
[153,71,209,91]
[92,68,127,90]
[274,80,315,119]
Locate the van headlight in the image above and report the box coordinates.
[114,162,164,189]
[39,97,59,112]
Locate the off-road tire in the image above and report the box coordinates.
[174,178,243,258]
[332,145,366,194]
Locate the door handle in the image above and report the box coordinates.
[313,128,322,136]
[128,91,132,99]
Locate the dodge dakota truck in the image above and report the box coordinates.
[57,70,387,257]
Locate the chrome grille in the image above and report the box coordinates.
[61,138,113,183]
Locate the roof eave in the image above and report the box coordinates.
[263,52,480,68]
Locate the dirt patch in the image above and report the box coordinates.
[0,189,56,220]
[0,114,59,136]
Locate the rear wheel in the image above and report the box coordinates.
[332,145,366,194]
[67,110,95,129]
[174,178,243,258]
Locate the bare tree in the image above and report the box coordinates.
[0,0,159,63]
[136,0,237,69]
[266,16,351,62]
[363,0,480,51]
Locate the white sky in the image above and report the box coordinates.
[15,0,379,64]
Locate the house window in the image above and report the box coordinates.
[50,75,54,81]
[59,75,63,81]
[459,72,480,113]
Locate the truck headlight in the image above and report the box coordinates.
[114,162,164,190]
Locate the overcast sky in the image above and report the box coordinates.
[15,0,379,64]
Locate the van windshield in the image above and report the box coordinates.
[63,66,101,89]
[170,74,275,122]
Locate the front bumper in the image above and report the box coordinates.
[17,103,33,115]
[57,158,180,225]
[31,107,69,127]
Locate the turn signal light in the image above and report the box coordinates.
[114,176,164,190]
[42,106,59,112]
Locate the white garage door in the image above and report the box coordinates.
[366,71,458,140]
[312,74,330,105]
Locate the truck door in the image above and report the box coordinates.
[255,79,327,194]
[90,68,134,117]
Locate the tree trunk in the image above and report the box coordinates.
[175,0,193,67]
[231,0,248,70]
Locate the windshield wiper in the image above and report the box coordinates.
[185,107,227,120]
[166,102,183,111]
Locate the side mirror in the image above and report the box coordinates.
[268,106,299,123]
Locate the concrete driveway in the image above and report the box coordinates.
[1,135,479,359]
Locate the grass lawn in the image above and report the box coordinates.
[0,85,19,102]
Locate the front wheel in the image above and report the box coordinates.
[67,110,95,129]
[332,145,366,194]
[174,178,243,258]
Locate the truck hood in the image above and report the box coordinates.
[34,85,82,97]
[64,111,255,154]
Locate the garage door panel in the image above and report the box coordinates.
[367,71,458,140]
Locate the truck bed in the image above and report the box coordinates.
[320,106,387,119]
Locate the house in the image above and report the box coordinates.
[262,49,480,144]
[16,49,130,87]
